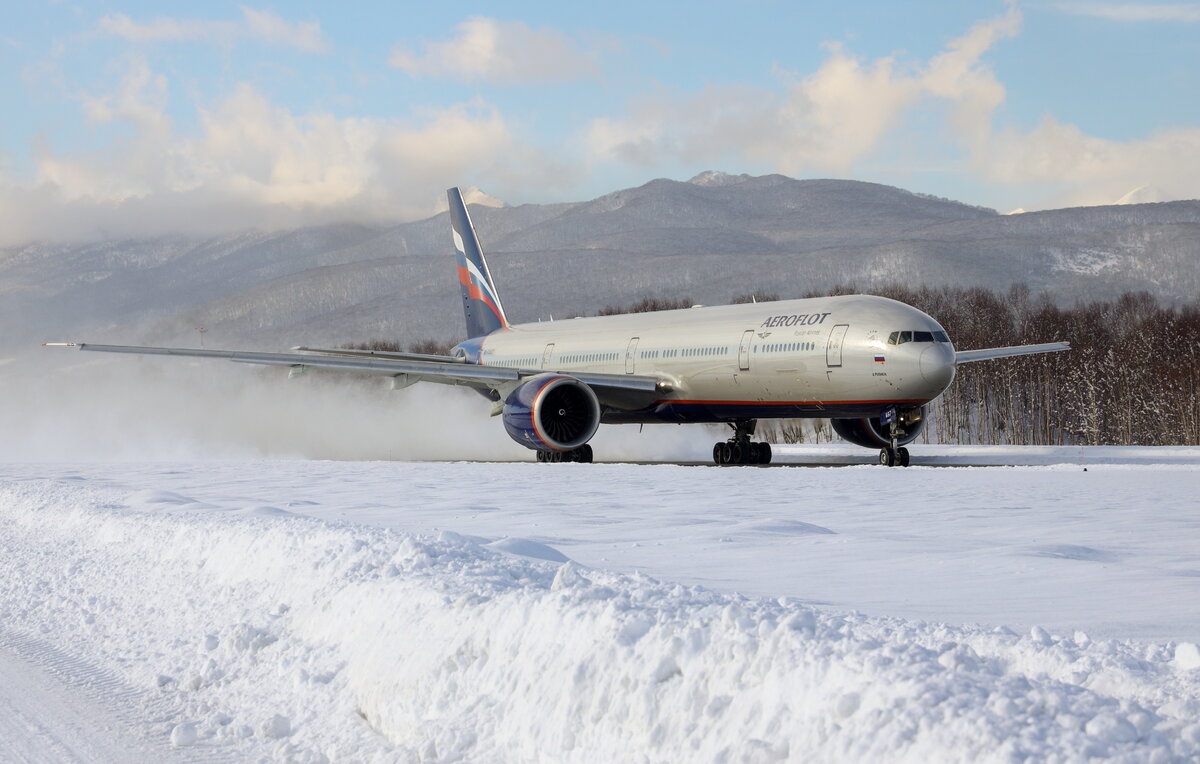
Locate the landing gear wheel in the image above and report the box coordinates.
[713,443,723,465]
[898,447,910,467]
[577,444,594,463]
[747,442,761,465]
[758,442,772,465]
[879,447,897,467]
[730,443,744,464]
[719,442,733,464]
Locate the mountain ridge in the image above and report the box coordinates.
[2,174,1197,350]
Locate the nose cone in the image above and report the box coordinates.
[919,343,956,390]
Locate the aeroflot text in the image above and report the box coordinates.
[759,312,832,328]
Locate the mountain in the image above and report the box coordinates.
[2,173,1198,351]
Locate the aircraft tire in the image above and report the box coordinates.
[759,442,772,465]
[731,443,744,464]
[879,448,896,467]
[747,442,761,464]
[898,447,910,467]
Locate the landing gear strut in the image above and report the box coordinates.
[712,419,772,466]
[536,444,593,463]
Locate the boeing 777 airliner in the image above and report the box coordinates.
[47,187,1069,466]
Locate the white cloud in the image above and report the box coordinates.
[0,61,568,246]
[1056,3,1200,22]
[586,4,1020,175]
[98,7,330,52]
[584,2,1199,207]
[389,17,599,84]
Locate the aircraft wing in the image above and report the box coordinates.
[954,342,1070,364]
[43,342,666,403]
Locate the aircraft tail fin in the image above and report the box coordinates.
[447,187,509,338]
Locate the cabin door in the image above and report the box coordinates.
[542,343,555,369]
[826,324,849,367]
[625,337,640,374]
[738,329,754,371]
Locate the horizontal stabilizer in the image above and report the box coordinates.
[955,342,1070,364]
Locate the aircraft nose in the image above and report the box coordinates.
[919,343,955,389]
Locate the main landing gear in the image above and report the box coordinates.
[713,419,772,466]
[536,444,593,463]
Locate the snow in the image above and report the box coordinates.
[1,456,1199,761]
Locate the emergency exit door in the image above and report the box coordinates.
[826,324,849,367]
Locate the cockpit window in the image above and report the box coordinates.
[889,329,952,344]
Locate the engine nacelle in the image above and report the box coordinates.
[832,406,927,448]
[502,374,601,451]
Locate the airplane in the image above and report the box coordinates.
[46,187,1069,467]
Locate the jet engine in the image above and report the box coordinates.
[502,373,601,451]
[832,406,927,448]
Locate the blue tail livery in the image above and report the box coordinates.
[447,187,509,338]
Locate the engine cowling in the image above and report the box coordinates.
[502,374,601,451]
[832,406,927,448]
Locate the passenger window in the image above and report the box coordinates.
[888,331,898,345]
[898,331,912,344]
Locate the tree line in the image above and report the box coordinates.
[351,284,1200,446]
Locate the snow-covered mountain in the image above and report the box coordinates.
[2,173,1198,350]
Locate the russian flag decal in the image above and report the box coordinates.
[874,355,886,363]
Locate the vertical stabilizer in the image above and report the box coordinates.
[447,187,509,338]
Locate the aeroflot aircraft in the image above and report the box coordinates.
[48,188,1069,466]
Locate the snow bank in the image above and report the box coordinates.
[2,478,1199,762]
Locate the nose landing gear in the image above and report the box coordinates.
[879,413,912,467]
[878,446,910,467]
[713,419,773,466]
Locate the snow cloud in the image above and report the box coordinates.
[98,7,331,53]
[389,17,600,84]
[1056,3,1200,22]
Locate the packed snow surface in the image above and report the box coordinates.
[2,458,1199,762]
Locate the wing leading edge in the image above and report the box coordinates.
[43,342,666,404]
[954,342,1070,364]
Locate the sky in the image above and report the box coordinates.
[1,1,1198,245]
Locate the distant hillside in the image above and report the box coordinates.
[2,173,1198,350]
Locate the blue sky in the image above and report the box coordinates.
[2,1,1198,243]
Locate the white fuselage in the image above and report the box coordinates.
[474,294,957,423]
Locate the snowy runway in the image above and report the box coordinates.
[2,454,1199,760]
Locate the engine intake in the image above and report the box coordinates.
[832,406,926,448]
[503,374,601,451]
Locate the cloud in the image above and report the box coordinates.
[0,60,569,246]
[1056,3,1200,22]
[389,17,599,84]
[584,3,1199,207]
[975,119,1200,206]
[98,7,330,52]
[586,3,1020,175]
